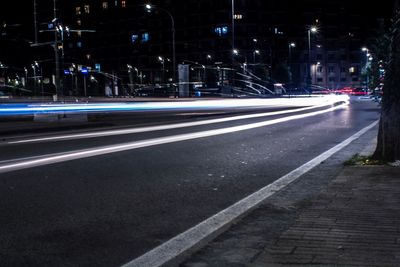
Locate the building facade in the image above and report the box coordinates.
[0,0,379,96]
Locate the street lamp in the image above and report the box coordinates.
[288,43,296,84]
[307,26,318,92]
[253,50,260,64]
[146,4,176,85]
[158,56,165,83]
[31,61,40,95]
[361,47,371,91]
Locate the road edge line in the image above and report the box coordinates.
[120,119,379,267]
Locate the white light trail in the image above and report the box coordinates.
[8,100,345,144]
[0,95,349,115]
[0,102,348,174]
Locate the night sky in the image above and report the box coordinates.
[1,1,395,28]
[0,0,396,67]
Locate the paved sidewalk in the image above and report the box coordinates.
[252,166,400,267]
[182,145,400,266]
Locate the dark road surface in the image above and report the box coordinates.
[0,97,380,267]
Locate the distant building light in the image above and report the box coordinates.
[131,34,139,43]
[234,14,243,20]
[274,27,284,35]
[121,0,126,8]
[214,26,228,37]
[141,32,150,42]
[75,6,81,15]
[102,1,108,9]
[64,70,71,75]
[77,41,82,48]
[84,5,90,14]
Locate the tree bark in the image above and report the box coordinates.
[373,12,400,161]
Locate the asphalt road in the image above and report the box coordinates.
[0,97,380,267]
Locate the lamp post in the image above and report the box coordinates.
[288,42,296,84]
[33,0,38,44]
[253,50,260,64]
[206,54,212,63]
[31,62,38,95]
[231,0,235,62]
[307,26,317,92]
[158,56,165,83]
[361,47,370,91]
[288,42,296,63]
[146,4,176,85]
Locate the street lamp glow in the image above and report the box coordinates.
[145,4,152,10]
[310,26,318,33]
[307,26,318,91]
[233,49,239,55]
[207,54,212,59]
[290,42,296,48]
[361,47,368,52]
[253,38,258,43]
[158,56,164,62]
[254,50,260,54]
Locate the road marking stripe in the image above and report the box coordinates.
[0,103,347,174]
[120,119,379,267]
[7,101,341,145]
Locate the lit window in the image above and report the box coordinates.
[142,33,149,42]
[131,34,139,43]
[349,67,355,73]
[122,0,126,8]
[115,0,118,6]
[84,5,90,14]
[234,14,243,20]
[75,7,81,15]
[214,26,228,37]
[77,19,82,26]
[77,31,82,37]
[77,42,82,48]
[102,1,108,9]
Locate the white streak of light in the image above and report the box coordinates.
[0,102,347,174]
[8,97,348,144]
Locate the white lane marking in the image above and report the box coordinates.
[7,100,344,145]
[0,103,348,174]
[120,119,379,267]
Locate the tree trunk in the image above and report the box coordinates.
[373,12,400,161]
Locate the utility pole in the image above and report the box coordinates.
[53,0,61,98]
[33,0,38,44]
